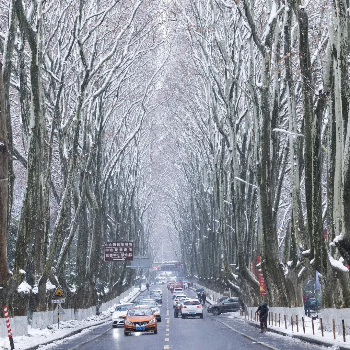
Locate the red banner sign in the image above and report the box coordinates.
[257,255,267,296]
[104,241,134,261]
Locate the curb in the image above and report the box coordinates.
[245,319,350,350]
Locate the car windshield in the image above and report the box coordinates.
[142,300,157,307]
[128,308,153,316]
[228,298,239,302]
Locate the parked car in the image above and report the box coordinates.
[181,299,203,319]
[112,303,134,327]
[124,306,157,335]
[207,297,241,315]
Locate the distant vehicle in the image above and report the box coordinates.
[149,292,162,304]
[174,297,191,317]
[181,299,203,319]
[174,303,182,318]
[124,306,157,335]
[207,297,241,315]
[136,299,161,322]
[112,303,134,327]
[173,287,184,294]
[173,293,187,308]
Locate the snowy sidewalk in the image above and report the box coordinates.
[192,283,350,350]
[226,311,350,350]
[0,286,145,350]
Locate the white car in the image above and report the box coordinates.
[112,303,134,327]
[173,293,187,308]
[174,297,191,310]
[181,299,203,318]
[137,299,161,322]
[153,289,162,296]
[174,287,184,294]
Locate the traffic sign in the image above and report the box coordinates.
[52,299,65,304]
[51,287,65,303]
[128,256,152,269]
[104,241,134,261]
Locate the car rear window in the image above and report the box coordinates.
[116,304,132,311]
[184,300,200,305]
[175,294,186,298]
[128,308,153,316]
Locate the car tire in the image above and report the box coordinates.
[158,317,161,322]
[200,314,203,319]
[124,331,130,336]
[182,314,185,319]
[154,329,158,334]
[212,308,221,316]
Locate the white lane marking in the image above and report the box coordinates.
[220,321,281,350]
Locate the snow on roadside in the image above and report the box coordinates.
[0,287,142,350]
[225,311,350,349]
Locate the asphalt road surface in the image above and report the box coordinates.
[39,285,330,350]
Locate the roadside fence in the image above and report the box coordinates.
[245,306,349,342]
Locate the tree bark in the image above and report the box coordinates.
[0,61,11,284]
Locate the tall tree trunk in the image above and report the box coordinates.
[0,61,11,284]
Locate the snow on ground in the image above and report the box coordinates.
[0,287,142,350]
[225,311,350,349]
[2,285,350,350]
[200,286,350,350]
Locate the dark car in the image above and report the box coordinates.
[207,297,241,315]
[150,292,162,304]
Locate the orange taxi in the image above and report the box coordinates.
[124,306,157,335]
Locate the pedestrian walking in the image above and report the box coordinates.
[304,296,311,317]
[201,291,207,305]
[146,282,150,291]
[256,302,269,333]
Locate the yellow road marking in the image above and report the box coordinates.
[165,338,169,341]
[166,333,169,336]
[164,346,169,349]
[166,328,169,331]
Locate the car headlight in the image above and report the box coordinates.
[125,320,133,325]
[148,318,156,324]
